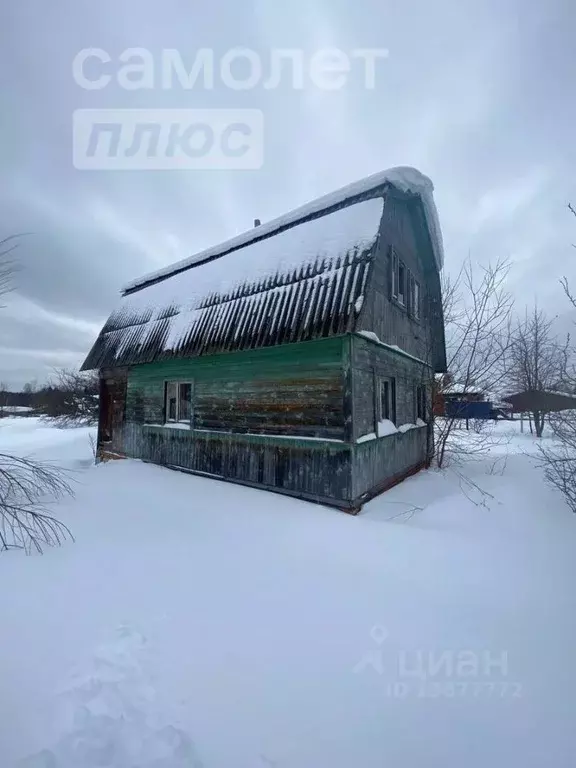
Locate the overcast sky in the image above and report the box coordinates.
[1,0,575,388]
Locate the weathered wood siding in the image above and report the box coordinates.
[98,367,128,454]
[117,337,354,505]
[123,424,352,505]
[194,376,343,438]
[126,337,346,439]
[358,189,445,370]
[350,334,430,499]
[347,188,442,501]
[100,335,435,509]
[351,335,428,440]
[352,429,427,500]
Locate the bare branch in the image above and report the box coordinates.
[507,302,572,436]
[538,410,576,513]
[0,233,31,304]
[35,368,99,427]
[0,233,76,553]
[432,257,514,467]
[0,453,74,553]
[560,276,576,312]
[537,208,576,509]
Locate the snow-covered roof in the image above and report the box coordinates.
[83,167,444,370]
[443,385,484,395]
[83,197,382,369]
[124,166,443,293]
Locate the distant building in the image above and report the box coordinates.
[433,378,485,417]
[82,167,447,512]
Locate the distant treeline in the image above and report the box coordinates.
[0,369,99,426]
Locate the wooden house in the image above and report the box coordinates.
[82,167,447,512]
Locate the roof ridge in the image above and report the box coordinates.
[122,166,443,295]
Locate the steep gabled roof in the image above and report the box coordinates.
[82,167,443,370]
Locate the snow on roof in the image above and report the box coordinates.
[443,385,484,395]
[356,331,429,366]
[502,389,576,399]
[124,166,443,293]
[121,197,383,316]
[83,197,383,369]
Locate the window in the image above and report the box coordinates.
[416,384,427,422]
[379,377,396,423]
[408,274,421,320]
[413,279,420,319]
[397,262,406,305]
[391,249,420,318]
[165,381,193,423]
[391,249,407,307]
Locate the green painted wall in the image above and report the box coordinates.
[130,336,344,383]
[126,336,347,440]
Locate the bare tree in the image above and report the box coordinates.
[539,412,576,513]
[0,235,22,305]
[561,276,576,312]
[507,305,569,437]
[0,453,73,553]
[538,205,576,511]
[434,258,513,467]
[0,381,7,418]
[561,203,576,316]
[36,368,99,427]
[0,236,73,553]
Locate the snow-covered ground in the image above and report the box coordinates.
[1,418,575,767]
[0,405,34,414]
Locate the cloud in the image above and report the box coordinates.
[468,168,551,234]
[1,0,575,388]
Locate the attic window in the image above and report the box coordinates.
[408,274,421,319]
[391,249,406,306]
[165,381,193,424]
[397,263,406,305]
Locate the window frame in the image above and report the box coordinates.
[408,274,421,320]
[378,376,397,425]
[390,248,408,308]
[413,278,421,320]
[397,261,407,306]
[391,248,421,319]
[164,380,194,425]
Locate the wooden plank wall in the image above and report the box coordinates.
[106,335,433,508]
[123,423,352,504]
[350,334,429,498]
[358,191,435,365]
[352,428,427,500]
[125,336,346,440]
[351,335,428,440]
[194,376,343,438]
[118,337,354,505]
[99,368,128,454]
